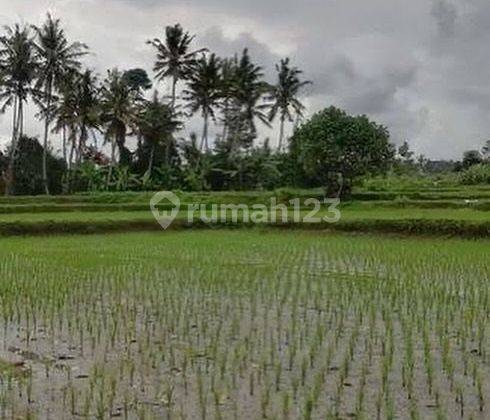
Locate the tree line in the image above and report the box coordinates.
[0,14,398,196]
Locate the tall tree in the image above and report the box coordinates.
[226,49,270,150]
[32,13,87,194]
[74,70,100,164]
[53,68,100,183]
[136,91,181,174]
[267,58,310,150]
[184,53,221,151]
[52,69,79,168]
[147,24,206,109]
[100,69,137,178]
[0,24,37,195]
[217,57,236,142]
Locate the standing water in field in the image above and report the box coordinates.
[0,231,488,419]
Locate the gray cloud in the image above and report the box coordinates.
[199,27,280,81]
[307,54,418,114]
[0,0,489,158]
[431,0,458,37]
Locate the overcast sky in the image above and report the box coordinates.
[0,0,489,159]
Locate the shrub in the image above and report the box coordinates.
[459,164,490,185]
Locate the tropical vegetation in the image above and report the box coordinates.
[0,15,387,197]
[0,15,488,198]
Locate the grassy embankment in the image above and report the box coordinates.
[0,185,488,237]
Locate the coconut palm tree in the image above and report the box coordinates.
[53,68,100,187]
[74,70,100,163]
[32,13,87,194]
[100,69,138,183]
[136,91,181,174]
[183,53,221,151]
[267,58,311,150]
[0,24,38,195]
[52,69,78,168]
[227,49,270,150]
[217,57,237,142]
[147,24,206,109]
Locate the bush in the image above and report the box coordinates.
[459,164,490,185]
[361,173,458,191]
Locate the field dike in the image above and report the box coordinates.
[0,217,488,238]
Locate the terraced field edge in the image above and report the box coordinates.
[0,218,488,238]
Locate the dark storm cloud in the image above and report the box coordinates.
[305,54,418,114]
[343,69,417,115]
[1,0,490,158]
[199,27,280,81]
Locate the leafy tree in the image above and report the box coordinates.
[416,154,428,171]
[0,24,38,195]
[398,141,415,163]
[290,106,395,197]
[267,58,310,150]
[122,68,152,92]
[205,140,280,191]
[32,13,87,194]
[184,53,221,151]
[8,135,66,195]
[393,140,419,175]
[239,140,282,190]
[462,150,482,169]
[147,24,206,109]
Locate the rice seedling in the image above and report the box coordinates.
[0,230,486,418]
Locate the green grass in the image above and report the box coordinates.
[0,198,489,214]
[0,189,324,206]
[0,187,487,237]
[0,230,487,418]
[0,211,490,238]
[0,208,487,237]
[0,207,487,223]
[0,183,488,207]
[351,189,490,201]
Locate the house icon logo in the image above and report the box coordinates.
[150,191,181,230]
